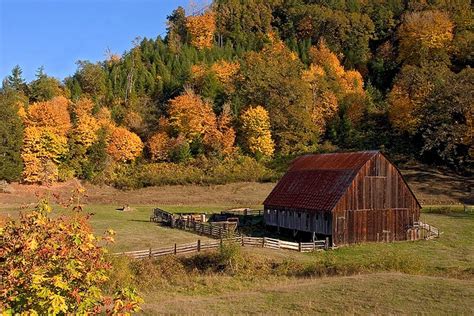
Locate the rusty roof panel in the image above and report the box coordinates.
[264,151,379,212]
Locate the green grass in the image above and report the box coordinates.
[0,203,260,252]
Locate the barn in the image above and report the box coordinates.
[263,151,421,246]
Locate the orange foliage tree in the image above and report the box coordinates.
[304,40,368,129]
[106,127,143,162]
[27,96,71,136]
[147,132,171,162]
[210,60,240,93]
[168,90,235,155]
[168,89,217,140]
[186,11,216,49]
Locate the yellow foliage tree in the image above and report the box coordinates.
[27,96,72,136]
[71,98,99,149]
[388,85,421,134]
[240,106,274,158]
[107,127,143,162]
[21,127,68,183]
[398,10,454,64]
[186,11,216,49]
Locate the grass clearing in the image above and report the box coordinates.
[1,181,472,313]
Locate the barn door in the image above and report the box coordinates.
[336,216,346,245]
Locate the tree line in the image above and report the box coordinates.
[1,0,472,185]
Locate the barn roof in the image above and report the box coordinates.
[263,151,379,212]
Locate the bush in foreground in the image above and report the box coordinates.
[0,197,142,314]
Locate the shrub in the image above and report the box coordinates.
[107,154,276,189]
[0,199,142,314]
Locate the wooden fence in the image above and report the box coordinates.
[114,236,330,259]
[173,220,238,239]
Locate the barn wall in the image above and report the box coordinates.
[264,209,332,235]
[332,153,420,245]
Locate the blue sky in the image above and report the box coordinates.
[0,0,198,82]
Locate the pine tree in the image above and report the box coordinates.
[0,92,24,181]
[2,65,27,93]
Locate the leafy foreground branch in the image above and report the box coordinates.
[0,199,142,315]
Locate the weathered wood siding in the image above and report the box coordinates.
[264,209,332,235]
[332,153,420,245]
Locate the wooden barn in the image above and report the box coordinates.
[263,151,421,246]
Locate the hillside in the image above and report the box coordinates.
[1,0,472,188]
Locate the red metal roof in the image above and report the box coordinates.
[264,151,379,212]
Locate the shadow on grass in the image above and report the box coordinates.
[129,219,153,223]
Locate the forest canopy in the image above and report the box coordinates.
[1,0,472,186]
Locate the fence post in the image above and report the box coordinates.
[325,237,329,250]
[241,236,244,246]
[298,242,302,252]
[149,247,152,258]
[197,239,201,252]
[262,237,266,248]
[174,243,177,255]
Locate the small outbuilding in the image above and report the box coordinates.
[263,151,421,246]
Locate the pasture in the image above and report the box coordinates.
[1,178,472,314]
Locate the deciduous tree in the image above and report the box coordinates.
[106,127,143,162]
[240,106,274,158]
[186,11,216,49]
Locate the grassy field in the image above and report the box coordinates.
[102,208,472,314]
[1,180,472,314]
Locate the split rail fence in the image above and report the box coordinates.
[113,236,330,260]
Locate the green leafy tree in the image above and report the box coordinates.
[75,61,107,101]
[237,37,318,154]
[29,67,64,102]
[0,91,24,181]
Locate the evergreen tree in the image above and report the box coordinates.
[2,65,27,94]
[29,67,63,102]
[0,92,24,181]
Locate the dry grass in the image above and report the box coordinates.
[140,273,474,315]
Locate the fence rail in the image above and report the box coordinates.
[113,236,330,259]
